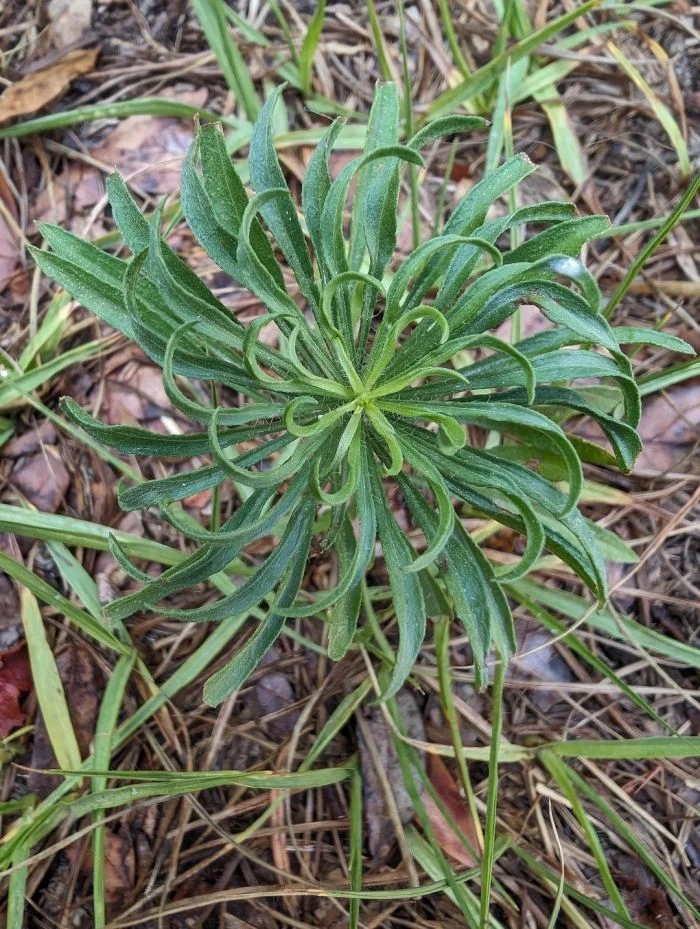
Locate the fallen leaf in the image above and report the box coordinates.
[47,0,93,48]
[32,162,104,229]
[256,670,298,738]
[0,644,32,736]
[358,689,425,860]
[614,854,676,929]
[12,446,70,513]
[0,48,99,125]
[0,170,19,290]
[66,806,157,910]
[90,90,207,198]
[0,536,22,652]
[422,754,480,867]
[99,363,171,426]
[635,385,700,473]
[4,421,58,458]
[509,618,574,711]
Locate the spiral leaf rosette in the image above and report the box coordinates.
[32,83,691,705]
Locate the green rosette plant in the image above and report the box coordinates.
[30,82,691,705]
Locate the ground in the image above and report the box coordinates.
[0,2,699,928]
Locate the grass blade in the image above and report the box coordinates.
[20,588,83,772]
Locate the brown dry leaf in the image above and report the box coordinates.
[614,854,676,929]
[635,385,700,472]
[509,618,574,711]
[90,89,208,198]
[0,216,17,291]
[12,446,70,513]
[421,754,480,867]
[4,421,58,458]
[47,0,93,49]
[0,170,19,290]
[98,363,171,426]
[32,162,104,229]
[0,48,99,125]
[358,689,425,860]
[256,669,298,738]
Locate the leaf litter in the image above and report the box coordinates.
[0,48,99,125]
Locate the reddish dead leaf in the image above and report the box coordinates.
[0,48,99,125]
[422,754,480,867]
[66,808,157,911]
[0,644,32,736]
[12,446,70,513]
[635,385,700,472]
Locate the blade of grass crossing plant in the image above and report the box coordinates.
[0,504,181,564]
[607,40,690,177]
[435,617,484,851]
[92,653,135,929]
[479,656,506,929]
[605,173,700,318]
[191,0,259,121]
[365,0,395,81]
[3,551,131,654]
[541,752,630,918]
[543,736,700,761]
[437,0,472,79]
[638,357,700,396]
[6,845,29,929]
[0,99,231,141]
[44,540,103,621]
[299,0,326,93]
[349,762,363,929]
[20,588,82,772]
